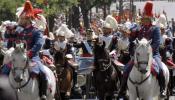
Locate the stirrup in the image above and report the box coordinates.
[160,90,166,98]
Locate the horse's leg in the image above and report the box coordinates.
[98,92,105,100]
[144,96,153,100]
[129,93,137,100]
[106,95,112,100]
[65,67,73,98]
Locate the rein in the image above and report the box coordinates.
[129,74,150,85]
[9,57,31,90]
[99,58,112,72]
[9,70,31,90]
[129,74,151,99]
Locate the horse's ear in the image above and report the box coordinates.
[23,43,27,49]
[102,41,106,48]
[146,39,152,47]
[148,39,152,45]
[0,49,7,56]
[134,38,139,46]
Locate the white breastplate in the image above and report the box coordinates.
[101,35,113,49]
[54,40,67,51]
[118,37,129,51]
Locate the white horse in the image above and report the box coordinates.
[128,38,169,100]
[6,44,56,100]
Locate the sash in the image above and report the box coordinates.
[83,41,92,55]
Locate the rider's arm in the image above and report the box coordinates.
[73,42,82,48]
[31,29,44,56]
[151,26,161,53]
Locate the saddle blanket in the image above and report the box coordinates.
[151,59,160,78]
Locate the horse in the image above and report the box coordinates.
[128,38,169,100]
[117,34,131,65]
[0,75,17,100]
[54,50,73,99]
[93,41,120,100]
[7,44,56,100]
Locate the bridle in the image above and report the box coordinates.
[9,56,31,90]
[98,57,112,72]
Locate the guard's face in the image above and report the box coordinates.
[58,36,65,42]
[141,17,151,26]
[160,28,165,34]
[103,27,112,34]
[86,31,92,40]
[18,15,31,27]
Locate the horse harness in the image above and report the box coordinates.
[9,57,31,90]
[129,72,151,99]
[98,58,112,72]
[97,58,118,82]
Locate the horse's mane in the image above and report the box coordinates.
[93,43,110,68]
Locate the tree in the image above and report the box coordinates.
[0,0,23,23]
[79,0,112,29]
[34,0,78,31]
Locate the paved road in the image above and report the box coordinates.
[70,96,175,100]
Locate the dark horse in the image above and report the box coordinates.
[93,42,120,100]
[54,50,73,99]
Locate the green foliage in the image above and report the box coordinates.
[0,0,23,22]
[0,0,78,23]
[38,0,78,16]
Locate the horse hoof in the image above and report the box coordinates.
[41,95,47,100]
[64,95,70,100]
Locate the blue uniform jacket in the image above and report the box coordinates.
[130,25,161,57]
[14,25,44,58]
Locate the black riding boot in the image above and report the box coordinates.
[158,71,166,98]
[172,76,175,94]
[118,76,127,97]
[73,70,78,91]
[39,72,48,100]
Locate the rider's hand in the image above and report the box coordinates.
[27,50,33,59]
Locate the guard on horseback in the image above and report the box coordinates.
[54,24,78,93]
[3,1,48,100]
[73,28,94,57]
[119,1,167,98]
[99,15,118,52]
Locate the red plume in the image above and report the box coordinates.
[143,1,153,17]
[20,0,34,19]
[33,8,43,19]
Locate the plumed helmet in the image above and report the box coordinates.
[16,0,43,19]
[143,1,153,17]
[33,14,47,31]
[20,0,35,19]
[103,15,118,30]
[55,24,74,38]
[157,14,167,28]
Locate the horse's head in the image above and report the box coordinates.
[11,43,28,83]
[94,41,111,71]
[134,38,152,74]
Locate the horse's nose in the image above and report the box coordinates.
[140,69,148,74]
[14,75,23,82]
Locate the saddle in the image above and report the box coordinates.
[41,55,56,71]
[112,60,125,71]
[67,59,78,69]
[166,58,175,69]
[150,59,164,78]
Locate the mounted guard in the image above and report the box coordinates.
[1,0,54,100]
[118,1,168,98]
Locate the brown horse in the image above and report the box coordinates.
[54,50,73,99]
[93,42,120,100]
